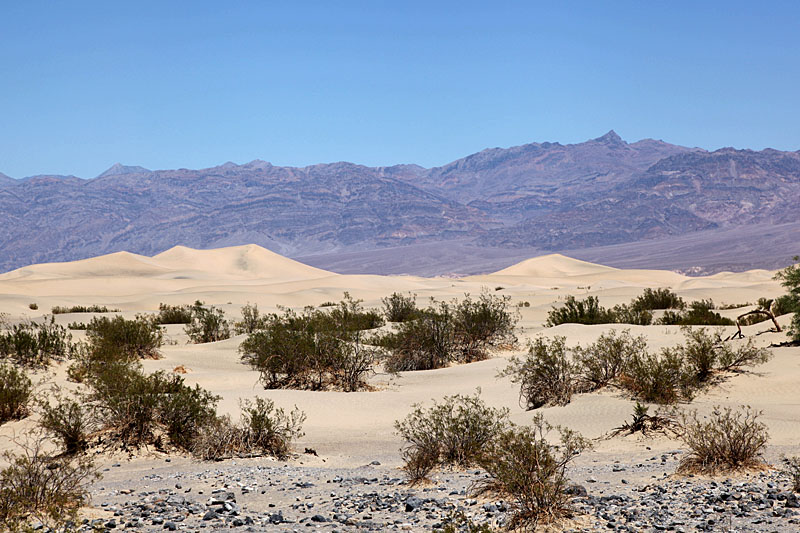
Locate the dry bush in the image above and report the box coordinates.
[185,301,231,343]
[156,303,193,324]
[573,329,648,391]
[716,337,772,372]
[0,317,74,368]
[85,362,219,450]
[475,415,590,530]
[382,292,517,372]
[85,314,164,361]
[621,349,694,404]
[395,392,510,482]
[383,303,456,372]
[609,402,677,437]
[0,436,99,531]
[501,336,576,409]
[191,397,305,460]
[38,394,94,455]
[233,303,268,335]
[0,363,33,424]
[631,287,686,312]
[677,405,769,474]
[382,292,419,323]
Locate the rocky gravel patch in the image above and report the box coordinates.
[61,460,800,532]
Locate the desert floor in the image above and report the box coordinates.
[1,245,798,531]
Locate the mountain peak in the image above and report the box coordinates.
[593,130,625,145]
[96,163,151,178]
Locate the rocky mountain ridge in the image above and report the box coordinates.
[2,132,798,274]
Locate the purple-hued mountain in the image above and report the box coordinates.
[1,131,798,275]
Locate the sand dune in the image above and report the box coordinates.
[1,246,797,471]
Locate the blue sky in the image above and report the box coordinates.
[2,1,799,178]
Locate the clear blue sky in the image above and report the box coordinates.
[2,1,799,178]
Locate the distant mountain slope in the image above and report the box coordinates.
[1,132,798,274]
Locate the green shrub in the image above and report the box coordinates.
[315,292,384,333]
[28,303,38,310]
[85,314,164,361]
[239,307,379,391]
[382,292,420,322]
[67,321,88,330]
[156,303,193,324]
[622,348,694,404]
[383,292,517,372]
[233,303,268,335]
[86,363,219,449]
[677,406,769,473]
[573,329,648,391]
[631,288,685,312]
[0,317,73,368]
[657,299,735,326]
[39,395,93,454]
[185,301,231,343]
[545,296,611,327]
[383,304,456,372]
[608,303,653,325]
[452,290,517,362]
[501,337,576,409]
[0,438,98,531]
[51,304,119,314]
[0,363,32,424]
[191,398,305,460]
[776,258,800,343]
[395,392,509,482]
[475,415,589,530]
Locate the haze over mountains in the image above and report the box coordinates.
[2,131,798,275]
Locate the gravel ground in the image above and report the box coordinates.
[58,451,800,533]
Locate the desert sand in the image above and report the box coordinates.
[1,245,798,531]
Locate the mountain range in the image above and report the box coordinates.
[2,131,798,275]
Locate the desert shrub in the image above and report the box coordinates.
[573,329,648,390]
[85,362,219,449]
[315,292,384,333]
[0,317,73,368]
[452,290,517,362]
[233,303,268,335]
[85,314,164,361]
[67,321,88,330]
[395,392,509,482]
[0,438,98,531]
[0,363,33,423]
[383,292,517,372]
[382,292,420,322]
[156,303,193,324]
[546,296,611,327]
[383,303,456,372]
[608,303,653,325]
[657,299,735,326]
[239,306,379,390]
[773,294,800,316]
[622,348,694,404]
[609,402,677,437]
[677,406,769,473]
[51,304,119,314]
[28,303,38,310]
[631,287,685,312]
[191,398,305,460]
[39,395,93,454]
[776,258,800,343]
[328,335,379,392]
[475,415,590,530]
[501,336,576,409]
[185,301,231,343]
